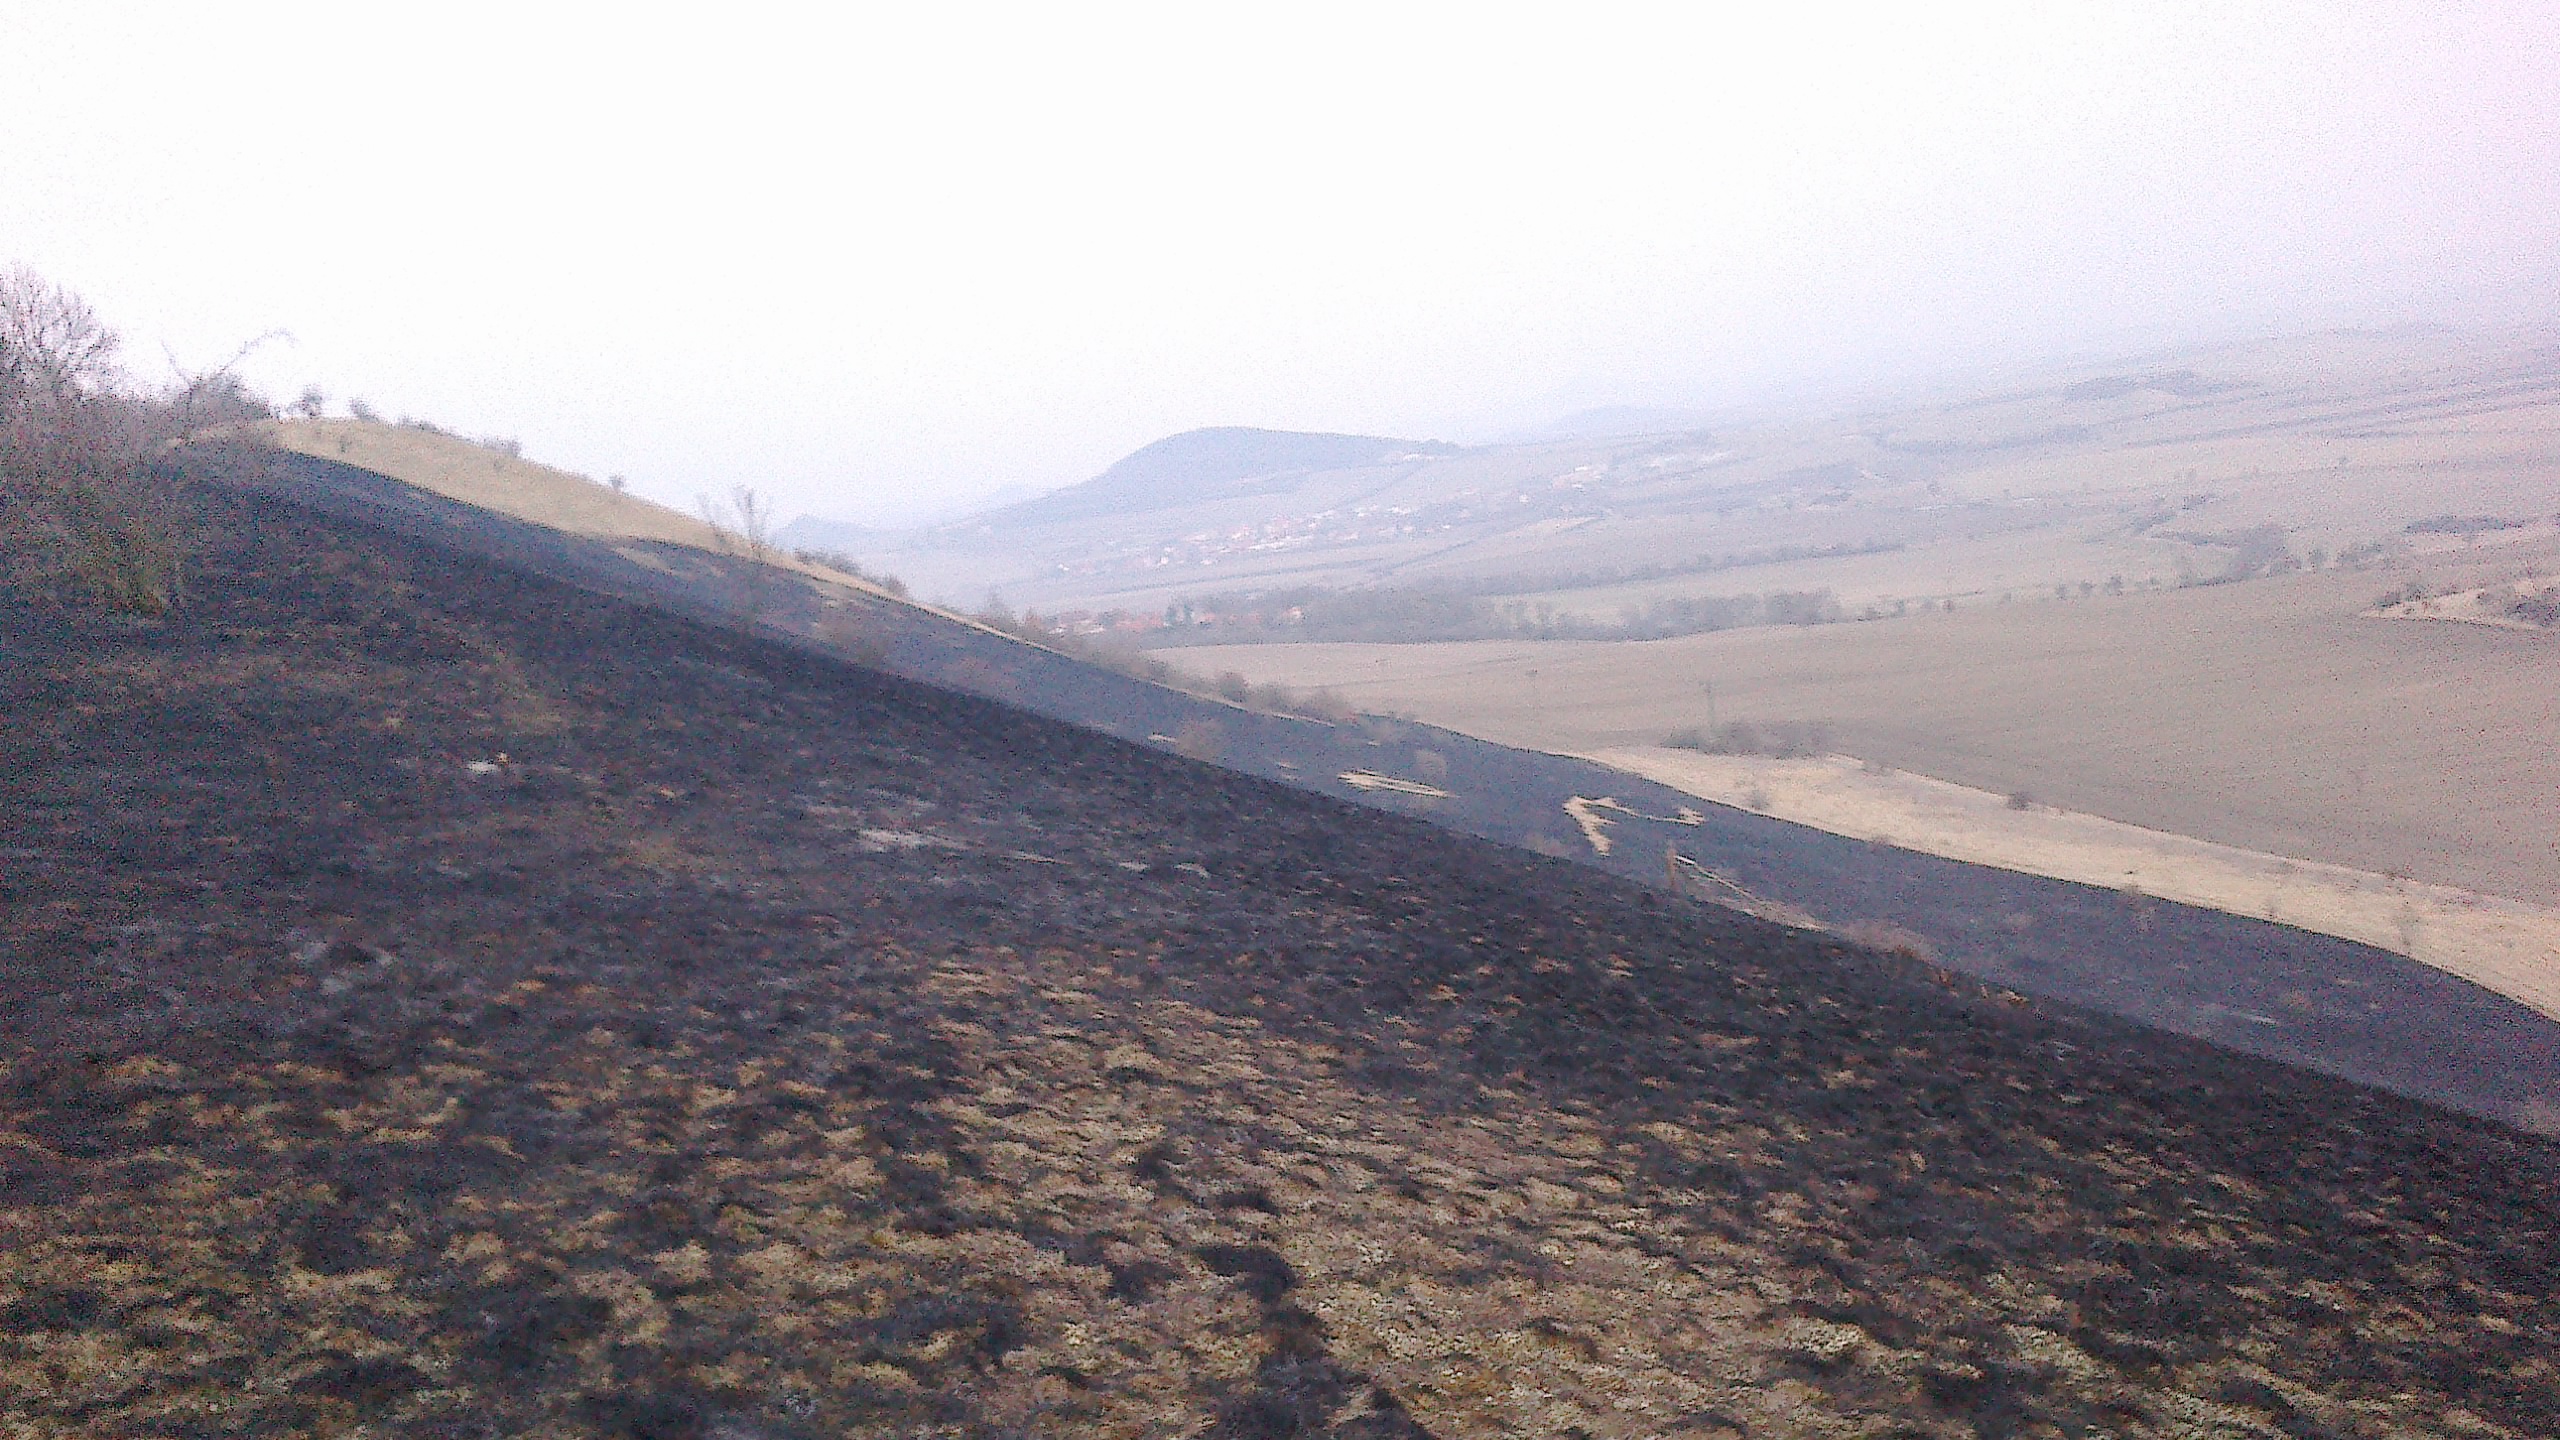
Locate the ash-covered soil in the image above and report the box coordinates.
[3,489,2556,1439]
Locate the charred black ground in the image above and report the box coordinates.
[2,488,2555,1438]
[254,449,2560,1129]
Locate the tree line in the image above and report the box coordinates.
[1133,582,1845,647]
[1432,538,1902,598]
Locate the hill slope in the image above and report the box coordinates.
[3,483,2557,1437]
[974,426,1457,528]
[239,438,2560,1130]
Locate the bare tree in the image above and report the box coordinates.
[695,484,781,622]
[731,485,775,567]
[695,484,776,561]
[1,268,281,614]
[0,265,121,404]
[160,330,283,433]
[1,269,187,612]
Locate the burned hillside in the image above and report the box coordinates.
[3,487,2556,1438]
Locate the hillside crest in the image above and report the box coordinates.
[971,425,1459,528]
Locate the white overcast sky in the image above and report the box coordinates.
[6,3,2557,524]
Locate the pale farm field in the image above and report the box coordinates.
[1173,563,2560,1012]
[1593,746,2560,1022]
[1492,401,2560,620]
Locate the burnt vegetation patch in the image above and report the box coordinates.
[0,486,2555,1437]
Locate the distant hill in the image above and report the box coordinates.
[973,426,1460,528]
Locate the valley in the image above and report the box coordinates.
[816,331,2560,1015]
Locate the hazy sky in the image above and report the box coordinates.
[7,3,2557,524]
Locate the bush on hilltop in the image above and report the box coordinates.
[0,266,276,614]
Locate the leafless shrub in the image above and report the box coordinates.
[1666,720,1831,758]
[974,594,1022,634]
[1294,687,1355,724]
[791,545,910,598]
[1080,638,1174,686]
[810,604,891,667]
[0,266,275,615]
[0,267,119,400]
[697,484,779,620]
[697,484,775,563]
[1357,715,1407,744]
[2005,789,2036,811]
[1246,681,1359,724]
[41,457,192,614]
[1170,717,1225,763]
[943,593,1355,725]
[1836,920,1939,964]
